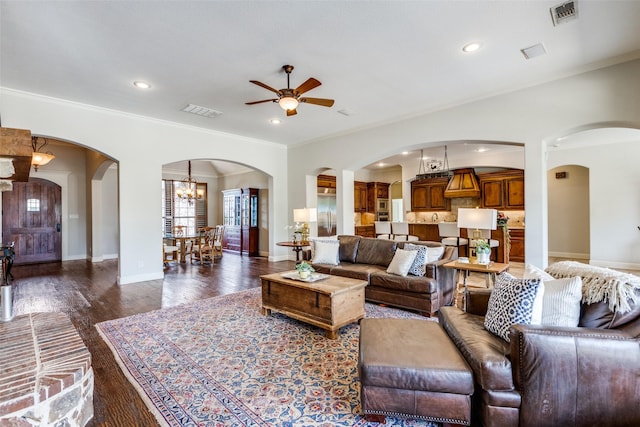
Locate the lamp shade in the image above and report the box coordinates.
[294,207,317,223]
[457,208,497,230]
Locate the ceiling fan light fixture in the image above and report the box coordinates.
[279,97,299,111]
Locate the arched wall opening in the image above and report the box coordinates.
[162,159,272,257]
[546,125,640,269]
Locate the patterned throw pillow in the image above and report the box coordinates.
[386,249,418,277]
[404,243,428,276]
[484,272,542,342]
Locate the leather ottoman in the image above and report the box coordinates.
[358,318,473,426]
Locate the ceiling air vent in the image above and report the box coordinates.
[551,1,577,26]
[521,43,547,60]
[181,104,223,118]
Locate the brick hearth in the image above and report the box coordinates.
[0,312,93,426]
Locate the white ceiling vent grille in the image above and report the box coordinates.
[551,1,578,26]
[181,104,223,118]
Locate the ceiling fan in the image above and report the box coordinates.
[245,65,335,116]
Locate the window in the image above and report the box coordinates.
[27,198,40,212]
[162,180,207,236]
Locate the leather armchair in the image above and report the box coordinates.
[510,324,640,427]
[439,289,640,426]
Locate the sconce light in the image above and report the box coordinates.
[31,137,55,172]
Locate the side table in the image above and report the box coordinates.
[277,241,310,262]
[443,260,509,311]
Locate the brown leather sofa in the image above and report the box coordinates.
[310,235,457,316]
[438,283,640,426]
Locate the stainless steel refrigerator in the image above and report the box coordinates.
[317,193,337,237]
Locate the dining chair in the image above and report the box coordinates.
[162,238,179,267]
[212,225,224,259]
[191,227,214,265]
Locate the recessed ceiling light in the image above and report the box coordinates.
[462,42,481,53]
[475,147,488,153]
[401,151,409,155]
[378,162,385,167]
[270,119,281,125]
[133,81,151,89]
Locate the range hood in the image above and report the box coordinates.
[444,168,481,198]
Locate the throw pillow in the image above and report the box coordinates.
[312,239,340,265]
[541,277,583,327]
[308,236,338,259]
[521,264,550,325]
[404,243,428,276]
[426,246,445,263]
[386,249,418,277]
[484,272,542,342]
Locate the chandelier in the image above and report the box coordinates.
[31,136,56,172]
[175,160,204,204]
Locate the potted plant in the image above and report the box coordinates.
[475,240,491,265]
[295,261,315,279]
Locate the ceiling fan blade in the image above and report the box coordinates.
[299,97,335,107]
[249,80,282,95]
[245,99,278,105]
[294,78,321,95]
[286,108,298,117]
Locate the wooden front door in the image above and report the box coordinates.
[2,178,62,264]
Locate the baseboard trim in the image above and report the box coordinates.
[117,271,164,285]
[548,251,590,260]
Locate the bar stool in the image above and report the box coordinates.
[374,221,391,239]
[438,222,469,256]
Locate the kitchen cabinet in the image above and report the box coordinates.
[222,188,259,256]
[410,177,451,211]
[509,228,525,262]
[354,181,368,213]
[478,170,524,210]
[317,174,336,189]
[355,225,375,238]
[366,182,390,213]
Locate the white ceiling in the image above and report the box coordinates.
[3,0,640,153]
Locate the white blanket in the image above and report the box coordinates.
[545,261,640,313]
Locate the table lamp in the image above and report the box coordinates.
[293,208,317,244]
[457,208,497,263]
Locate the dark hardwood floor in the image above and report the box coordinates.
[9,253,296,427]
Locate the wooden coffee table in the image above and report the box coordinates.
[260,272,367,339]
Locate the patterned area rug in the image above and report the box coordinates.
[96,287,440,426]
